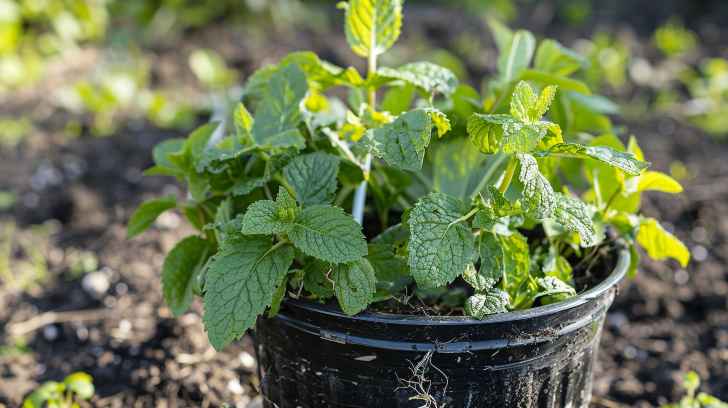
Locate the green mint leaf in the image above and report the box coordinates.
[230,176,268,196]
[203,237,294,350]
[333,258,376,315]
[368,243,409,293]
[637,218,690,267]
[24,382,64,407]
[381,83,416,115]
[510,81,557,124]
[497,30,536,82]
[465,288,510,319]
[303,259,335,298]
[343,0,402,58]
[243,53,363,100]
[213,199,235,241]
[534,39,585,77]
[144,138,185,177]
[470,232,506,290]
[283,152,340,206]
[240,202,279,234]
[288,205,367,264]
[233,102,253,141]
[251,64,307,149]
[432,138,485,200]
[510,81,537,122]
[280,51,364,89]
[463,263,495,293]
[472,207,497,231]
[365,109,433,171]
[195,137,245,174]
[423,107,452,138]
[240,188,298,235]
[538,121,564,149]
[241,64,279,103]
[162,236,213,316]
[534,85,558,120]
[408,192,475,288]
[375,62,458,96]
[473,231,530,300]
[517,154,556,219]
[683,371,701,396]
[63,372,94,400]
[537,276,576,297]
[187,173,209,202]
[536,276,576,305]
[127,195,177,238]
[483,185,521,217]
[169,122,220,170]
[369,224,410,293]
[486,17,513,53]
[500,231,531,285]
[467,114,545,154]
[629,170,683,194]
[535,142,649,176]
[629,136,650,165]
[268,274,289,317]
[551,193,599,247]
[696,393,728,407]
[164,123,220,202]
[543,251,573,282]
[232,154,293,197]
[467,114,512,154]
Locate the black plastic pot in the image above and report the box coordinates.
[255,249,629,408]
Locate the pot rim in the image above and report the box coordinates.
[283,248,629,326]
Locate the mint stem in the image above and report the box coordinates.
[498,157,518,194]
[352,50,378,225]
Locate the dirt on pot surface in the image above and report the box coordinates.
[1,3,727,407]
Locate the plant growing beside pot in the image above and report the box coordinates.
[129,0,690,406]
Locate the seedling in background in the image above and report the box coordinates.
[23,372,95,408]
[662,371,728,408]
[130,0,689,350]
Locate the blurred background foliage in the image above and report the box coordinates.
[1,0,728,141]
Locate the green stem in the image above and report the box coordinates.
[603,186,623,213]
[367,52,377,108]
[498,157,518,194]
[334,185,355,207]
[470,153,507,199]
[447,207,479,228]
[353,51,378,225]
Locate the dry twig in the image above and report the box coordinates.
[6,308,112,337]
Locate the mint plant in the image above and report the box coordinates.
[662,371,728,408]
[23,372,95,408]
[129,0,690,350]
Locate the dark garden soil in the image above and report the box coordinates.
[1,3,727,407]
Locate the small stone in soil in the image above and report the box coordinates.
[691,226,708,243]
[239,351,256,370]
[42,325,59,341]
[82,271,110,298]
[227,379,244,395]
[75,325,89,341]
[115,282,128,296]
[674,269,690,285]
[607,312,628,330]
[692,245,708,262]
